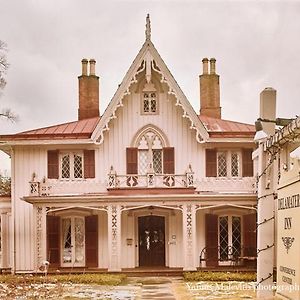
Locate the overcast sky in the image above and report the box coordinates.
[1,0,300,173]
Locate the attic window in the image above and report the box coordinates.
[143,92,157,113]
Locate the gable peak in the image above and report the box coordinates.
[145,14,151,41]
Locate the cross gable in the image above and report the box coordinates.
[91,37,208,144]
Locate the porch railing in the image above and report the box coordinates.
[107,165,195,189]
[197,177,256,194]
[29,179,105,197]
[199,246,257,268]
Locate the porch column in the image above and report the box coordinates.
[107,205,122,271]
[34,206,47,271]
[182,204,197,271]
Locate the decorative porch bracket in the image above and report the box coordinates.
[107,205,122,271]
[182,204,197,271]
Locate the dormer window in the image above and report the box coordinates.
[143,92,157,113]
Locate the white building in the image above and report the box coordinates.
[0,16,256,273]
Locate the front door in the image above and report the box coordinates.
[61,216,85,267]
[138,215,165,266]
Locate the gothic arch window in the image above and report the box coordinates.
[137,130,163,174]
[127,126,174,175]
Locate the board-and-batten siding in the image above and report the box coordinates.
[98,92,204,181]
[13,147,47,271]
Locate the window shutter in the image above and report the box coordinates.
[243,213,257,256]
[84,150,95,178]
[46,215,60,267]
[126,148,138,174]
[206,149,217,177]
[163,147,175,174]
[47,150,59,179]
[85,215,98,268]
[242,148,253,177]
[205,214,218,267]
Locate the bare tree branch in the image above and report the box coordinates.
[0,40,17,122]
[0,108,18,122]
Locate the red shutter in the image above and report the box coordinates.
[206,149,217,177]
[242,149,253,177]
[84,150,95,178]
[126,148,138,174]
[163,147,175,174]
[243,213,257,256]
[47,150,59,179]
[85,215,98,268]
[47,215,60,267]
[205,214,218,267]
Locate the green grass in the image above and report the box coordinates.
[0,273,127,285]
[183,271,256,282]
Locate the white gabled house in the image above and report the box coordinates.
[0,15,257,273]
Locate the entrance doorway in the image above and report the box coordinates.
[61,216,85,267]
[138,215,165,266]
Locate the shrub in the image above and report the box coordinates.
[183,271,256,282]
[0,273,127,286]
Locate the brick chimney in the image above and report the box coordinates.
[78,58,100,120]
[199,58,221,119]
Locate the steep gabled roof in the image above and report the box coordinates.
[91,38,209,144]
[199,115,255,138]
[0,117,100,140]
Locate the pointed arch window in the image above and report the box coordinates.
[126,128,174,175]
[137,132,163,174]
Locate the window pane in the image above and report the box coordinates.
[62,218,72,263]
[74,154,83,179]
[150,93,157,112]
[217,152,227,177]
[219,216,228,260]
[232,216,241,258]
[138,150,148,175]
[231,153,239,177]
[74,218,85,263]
[152,149,162,174]
[143,93,150,112]
[61,154,70,178]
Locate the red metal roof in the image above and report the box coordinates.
[199,115,255,138]
[0,117,100,140]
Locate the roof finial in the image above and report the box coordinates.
[145,14,151,41]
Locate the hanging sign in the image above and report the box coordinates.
[277,158,300,299]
